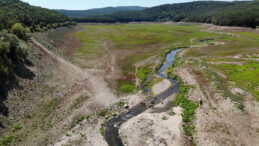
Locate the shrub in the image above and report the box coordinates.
[11,23,26,39]
[1,135,13,145]
[12,124,22,132]
[65,133,71,137]
[162,116,168,120]
[117,101,125,107]
[98,109,109,116]
[100,126,104,135]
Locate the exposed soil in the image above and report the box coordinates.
[152,79,172,96]
[31,38,119,145]
[202,24,255,32]
[174,49,259,146]
[119,94,186,146]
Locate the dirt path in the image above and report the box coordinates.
[31,38,120,145]
[102,41,116,73]
[31,38,118,107]
[31,38,87,79]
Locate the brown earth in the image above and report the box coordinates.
[174,49,259,146]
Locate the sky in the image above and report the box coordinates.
[21,0,236,10]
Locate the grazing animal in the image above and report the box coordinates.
[151,99,155,104]
[140,102,146,107]
[199,98,203,106]
[149,104,154,108]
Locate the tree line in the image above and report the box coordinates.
[0,0,74,31]
[72,1,259,28]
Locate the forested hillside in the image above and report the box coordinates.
[55,6,147,18]
[73,1,259,28]
[0,0,73,31]
[186,1,259,28]
[0,0,73,105]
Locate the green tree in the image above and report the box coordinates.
[11,23,26,39]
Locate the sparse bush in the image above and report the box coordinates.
[162,116,168,120]
[100,126,104,135]
[78,115,85,122]
[98,109,109,116]
[168,110,176,116]
[12,124,22,132]
[70,95,88,109]
[65,133,71,137]
[117,101,125,107]
[80,133,86,138]
[70,115,87,128]
[1,135,13,146]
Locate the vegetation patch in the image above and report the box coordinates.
[69,95,88,110]
[137,66,152,84]
[70,115,86,128]
[172,74,198,145]
[214,61,259,101]
[42,97,62,114]
[119,82,135,93]
[0,135,13,146]
[203,62,245,110]
[117,101,125,107]
[65,133,72,137]
[100,121,107,135]
[162,116,169,120]
[12,124,22,132]
[97,109,109,117]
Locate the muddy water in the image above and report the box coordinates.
[105,49,182,146]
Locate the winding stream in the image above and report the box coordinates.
[105,48,182,146]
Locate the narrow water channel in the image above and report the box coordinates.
[105,48,182,146]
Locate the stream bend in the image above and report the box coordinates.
[104,49,182,146]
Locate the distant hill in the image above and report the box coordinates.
[55,6,147,18]
[0,0,72,30]
[73,1,259,28]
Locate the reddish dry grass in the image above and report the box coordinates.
[59,29,81,57]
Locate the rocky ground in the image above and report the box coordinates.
[174,47,259,146]
[119,94,187,146]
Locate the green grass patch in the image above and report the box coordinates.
[203,62,245,110]
[214,61,259,101]
[0,135,13,146]
[172,74,198,145]
[12,124,22,132]
[181,97,199,122]
[119,82,135,93]
[100,126,104,135]
[137,66,152,84]
[100,121,107,135]
[117,101,125,107]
